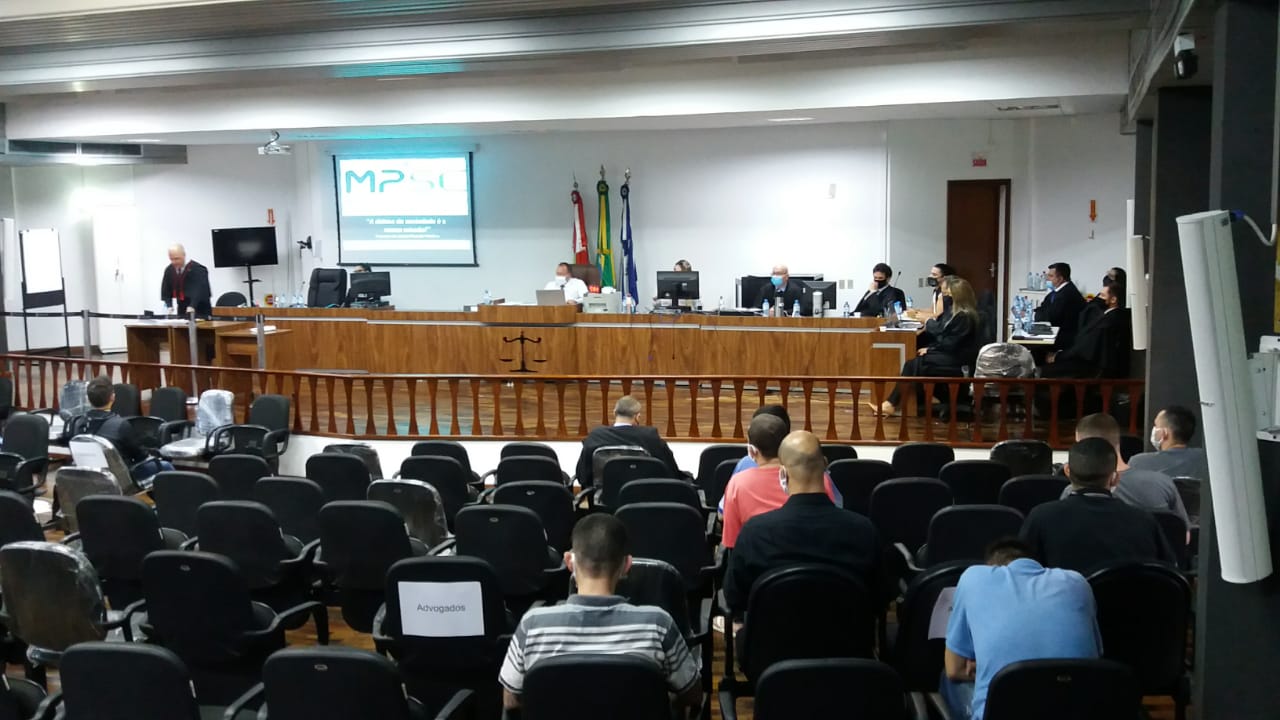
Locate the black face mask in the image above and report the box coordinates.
[926,277,939,288]
[875,279,888,289]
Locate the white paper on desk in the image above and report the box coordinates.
[927,586,958,639]
[398,581,485,638]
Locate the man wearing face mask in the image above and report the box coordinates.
[1033,262,1086,350]
[722,431,882,626]
[1129,405,1208,482]
[544,262,589,304]
[1042,282,1130,379]
[1077,266,1127,331]
[853,263,907,318]
[753,264,804,313]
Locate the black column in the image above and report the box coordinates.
[1146,88,1211,439]
[1133,120,1153,239]
[1195,2,1280,718]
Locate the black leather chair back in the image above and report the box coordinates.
[152,470,220,538]
[938,460,1012,505]
[923,505,1024,566]
[615,502,710,591]
[208,453,272,501]
[990,439,1053,476]
[454,505,556,599]
[752,659,906,720]
[399,456,472,527]
[821,444,858,464]
[890,563,967,691]
[998,475,1069,517]
[494,456,563,486]
[254,476,325,544]
[323,442,383,479]
[262,647,420,720]
[307,268,348,308]
[197,501,294,589]
[827,459,893,516]
[616,479,702,511]
[695,445,742,495]
[983,659,1138,720]
[522,654,670,720]
[149,386,188,422]
[891,442,955,479]
[318,501,419,632]
[1087,562,1192,695]
[111,383,142,418]
[500,441,558,461]
[77,495,171,606]
[869,478,953,553]
[58,642,200,720]
[600,457,674,506]
[307,452,372,503]
[492,481,575,553]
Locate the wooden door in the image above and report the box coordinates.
[945,180,1009,298]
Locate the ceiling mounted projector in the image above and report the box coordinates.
[258,131,291,156]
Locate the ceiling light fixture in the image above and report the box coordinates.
[767,117,816,123]
[995,104,1061,112]
[124,138,165,143]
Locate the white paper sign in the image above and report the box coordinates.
[398,581,484,638]
[927,586,957,640]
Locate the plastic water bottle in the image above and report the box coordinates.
[717,296,725,312]
[842,301,851,318]
[905,296,914,311]
[1026,272,1034,290]
[623,295,634,314]
[762,298,770,316]
[482,289,492,306]
[791,300,801,318]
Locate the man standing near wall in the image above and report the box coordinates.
[160,244,212,317]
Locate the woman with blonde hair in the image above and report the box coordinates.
[873,275,981,416]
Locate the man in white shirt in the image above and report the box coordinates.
[545,262,589,304]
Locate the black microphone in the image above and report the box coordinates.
[893,270,901,288]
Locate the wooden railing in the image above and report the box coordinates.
[1,354,1144,449]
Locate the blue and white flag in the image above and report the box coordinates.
[620,176,638,301]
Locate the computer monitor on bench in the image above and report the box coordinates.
[656,271,699,309]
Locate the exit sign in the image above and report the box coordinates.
[972,153,988,167]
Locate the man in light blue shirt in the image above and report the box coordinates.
[942,539,1102,720]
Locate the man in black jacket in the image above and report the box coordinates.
[160,244,213,317]
[575,396,681,487]
[1042,283,1130,379]
[1033,262,1086,350]
[853,263,907,318]
[66,376,172,482]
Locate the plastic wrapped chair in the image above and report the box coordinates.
[160,390,233,460]
[973,343,1036,413]
[325,443,384,480]
[368,479,450,548]
[53,468,122,533]
[68,435,147,495]
[0,542,140,671]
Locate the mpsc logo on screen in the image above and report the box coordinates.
[343,169,467,194]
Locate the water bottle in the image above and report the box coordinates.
[623,295,634,314]
[482,289,492,305]
[842,301,851,318]
[1026,272,1033,290]
[791,300,801,318]
[717,295,725,312]
[762,298,770,316]
[905,295,914,311]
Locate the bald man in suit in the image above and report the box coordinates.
[160,244,212,317]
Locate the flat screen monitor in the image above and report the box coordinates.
[800,279,838,316]
[349,271,391,300]
[211,227,279,267]
[656,271,699,308]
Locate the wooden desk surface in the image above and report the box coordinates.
[211,307,913,376]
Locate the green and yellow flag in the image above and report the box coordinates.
[596,169,615,288]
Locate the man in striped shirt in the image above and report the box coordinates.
[499,514,702,711]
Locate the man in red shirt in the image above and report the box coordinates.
[721,413,837,548]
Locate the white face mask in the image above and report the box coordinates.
[554,275,568,287]
[778,467,789,494]
[1150,427,1165,449]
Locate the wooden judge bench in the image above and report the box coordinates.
[154,305,918,377]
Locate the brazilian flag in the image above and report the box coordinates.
[597,176,614,288]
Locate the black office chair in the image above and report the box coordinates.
[0,377,13,432]
[694,445,742,501]
[886,563,968,699]
[67,495,185,608]
[1088,562,1192,720]
[918,505,1024,568]
[194,501,316,614]
[613,558,713,697]
[821,444,859,464]
[373,557,512,720]
[307,452,373,502]
[0,452,44,502]
[0,415,49,497]
[597,456,676,508]
[726,658,908,720]
[724,564,876,698]
[491,481,576,553]
[148,386,192,445]
[397,456,475,529]
[206,394,291,468]
[938,460,1012,505]
[500,441,558,461]
[448,505,566,615]
[989,439,1053,476]
[316,501,428,632]
[827,459,894,516]
[869,478,953,562]
[617,478,704,513]
[982,659,1139,720]
[489,455,565,488]
[997,474,1069,517]
[521,655,673,720]
[0,491,44,548]
[1152,510,1191,571]
[208,453,273,501]
[706,458,738,509]
[216,292,248,307]
[254,476,326,544]
[616,502,716,594]
[307,268,349,308]
[139,551,327,706]
[107,383,141,419]
[588,445,650,490]
[52,467,121,533]
[890,442,955,479]
[410,441,483,487]
[368,479,450,548]
[322,442,383,480]
[151,470,220,539]
[225,646,471,720]
[38,642,205,720]
[494,444,570,486]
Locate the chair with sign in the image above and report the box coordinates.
[891,443,955,479]
[724,658,912,720]
[368,479,451,548]
[33,642,211,720]
[193,501,319,615]
[307,267,348,308]
[315,501,428,632]
[982,659,1139,720]
[254,476,326,544]
[224,646,472,720]
[1087,562,1192,720]
[66,495,185,609]
[490,481,576,554]
[151,470,220,539]
[938,460,1012,506]
[521,654,677,720]
[827,459,894,517]
[139,551,327,706]
[989,439,1053,477]
[208,453,272,501]
[397,456,475,529]
[997,474,1069,517]
[307,452,373,503]
[374,556,512,719]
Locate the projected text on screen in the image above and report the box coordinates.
[334,155,476,266]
